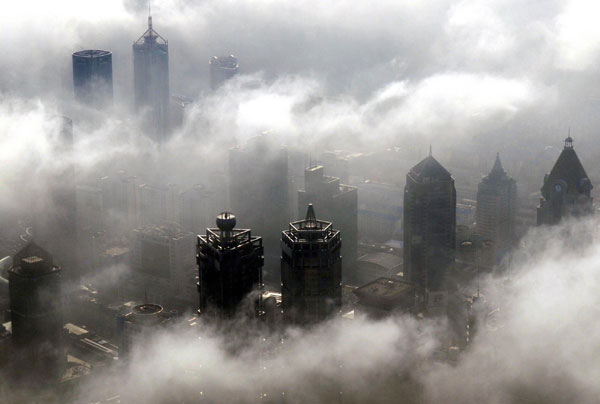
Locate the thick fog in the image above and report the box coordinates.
[2,0,600,402]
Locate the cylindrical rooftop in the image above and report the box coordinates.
[216,212,236,231]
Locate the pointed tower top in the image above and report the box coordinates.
[564,133,573,149]
[429,144,432,157]
[305,203,317,227]
[148,1,152,29]
[492,152,503,172]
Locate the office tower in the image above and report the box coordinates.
[229,134,289,285]
[33,116,78,278]
[297,165,358,282]
[537,136,593,225]
[403,152,456,293]
[476,153,517,258]
[72,49,113,106]
[8,242,63,381]
[133,14,170,139]
[197,213,264,317]
[209,55,239,90]
[281,204,342,324]
[138,183,167,225]
[117,303,173,359]
[130,223,196,309]
[100,171,139,234]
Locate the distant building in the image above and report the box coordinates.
[537,137,593,225]
[298,165,358,282]
[133,14,170,140]
[209,55,239,90]
[8,243,63,382]
[476,153,517,258]
[356,251,402,286]
[403,152,456,293]
[353,277,419,318]
[355,179,402,242]
[72,50,113,106]
[138,183,167,226]
[229,134,289,285]
[281,205,342,324]
[179,184,220,234]
[130,223,196,309]
[117,303,174,359]
[197,213,264,317]
[100,171,139,234]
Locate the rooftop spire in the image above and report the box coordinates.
[429,144,432,157]
[492,152,503,172]
[148,2,152,29]
[305,204,317,228]
[564,129,573,150]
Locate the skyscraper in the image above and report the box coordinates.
[229,134,289,285]
[209,55,239,90]
[403,152,456,293]
[475,153,517,258]
[8,242,63,382]
[197,213,264,317]
[537,137,593,225]
[133,14,170,139]
[72,49,113,106]
[297,165,358,282]
[281,204,342,324]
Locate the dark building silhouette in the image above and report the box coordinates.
[197,213,264,317]
[537,137,593,225]
[476,153,517,259]
[298,165,358,282]
[8,242,63,382]
[209,55,239,90]
[281,205,342,324]
[72,50,113,106]
[229,134,289,286]
[403,152,456,292]
[133,14,170,140]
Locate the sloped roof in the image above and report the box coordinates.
[408,155,452,181]
[542,139,592,197]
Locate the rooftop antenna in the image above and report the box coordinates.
[148,1,152,29]
[429,144,432,157]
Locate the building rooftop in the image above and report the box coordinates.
[408,154,452,182]
[541,137,592,197]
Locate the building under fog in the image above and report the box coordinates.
[297,166,357,282]
[197,213,264,317]
[117,303,174,359]
[8,243,63,383]
[537,137,593,225]
[403,152,456,296]
[209,55,239,90]
[475,153,517,259]
[229,134,289,285]
[130,223,196,309]
[72,49,113,106]
[281,205,342,324]
[133,14,170,140]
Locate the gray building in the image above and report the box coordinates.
[197,213,264,317]
[72,50,113,106]
[210,55,239,90]
[403,152,456,293]
[133,14,170,140]
[475,153,517,259]
[537,137,593,225]
[298,165,358,282]
[281,205,342,324]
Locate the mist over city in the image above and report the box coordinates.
[1,1,600,403]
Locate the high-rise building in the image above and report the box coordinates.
[130,223,196,309]
[117,303,174,360]
[297,165,358,282]
[197,213,263,317]
[209,55,239,90]
[8,242,63,382]
[475,153,517,259]
[281,204,342,324]
[537,137,593,225]
[229,134,289,285]
[138,183,167,226]
[133,14,170,139]
[403,152,456,293]
[72,50,113,106]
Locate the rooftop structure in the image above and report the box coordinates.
[72,50,113,106]
[209,55,239,90]
[353,277,419,318]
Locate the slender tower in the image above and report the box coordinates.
[281,204,342,324]
[403,151,456,293]
[537,136,593,225]
[72,50,113,106]
[133,11,170,140]
[197,213,264,317]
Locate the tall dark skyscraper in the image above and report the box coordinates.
[8,242,63,382]
[133,14,170,139]
[209,55,239,90]
[298,165,358,282]
[197,213,264,317]
[72,49,113,106]
[476,153,517,258]
[537,137,593,225]
[403,152,456,292]
[281,205,342,324]
[229,134,289,285]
